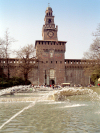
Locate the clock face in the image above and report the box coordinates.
[48,31,54,38]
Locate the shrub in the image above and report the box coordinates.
[0,77,31,89]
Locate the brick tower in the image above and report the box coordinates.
[35,6,67,86]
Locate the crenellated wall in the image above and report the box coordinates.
[0,58,38,85]
[65,59,89,86]
[0,58,90,86]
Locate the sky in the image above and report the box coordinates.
[0,0,100,59]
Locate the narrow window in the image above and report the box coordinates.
[51,61,52,63]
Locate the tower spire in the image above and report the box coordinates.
[42,6,58,41]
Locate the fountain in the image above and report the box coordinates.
[0,86,100,132]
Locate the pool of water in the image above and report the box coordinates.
[0,87,100,133]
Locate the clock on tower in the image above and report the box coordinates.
[42,6,58,41]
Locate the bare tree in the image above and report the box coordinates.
[15,44,37,84]
[0,29,15,79]
[83,24,100,83]
[0,39,5,58]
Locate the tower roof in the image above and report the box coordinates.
[46,6,52,11]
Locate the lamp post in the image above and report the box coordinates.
[36,58,39,86]
[45,70,47,85]
[89,76,90,84]
[38,60,39,86]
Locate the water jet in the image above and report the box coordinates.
[0,86,100,132]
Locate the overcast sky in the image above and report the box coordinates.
[0,0,100,59]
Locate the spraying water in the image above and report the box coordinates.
[48,87,100,101]
[0,86,53,130]
[0,102,36,130]
[0,85,31,96]
[0,86,100,132]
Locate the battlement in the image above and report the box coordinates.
[65,59,88,68]
[0,58,38,68]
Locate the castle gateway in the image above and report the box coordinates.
[35,6,89,86]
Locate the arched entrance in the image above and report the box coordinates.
[50,79,55,85]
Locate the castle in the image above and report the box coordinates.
[0,6,89,86]
[34,6,89,86]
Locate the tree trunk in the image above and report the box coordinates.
[7,58,10,79]
[24,73,28,85]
